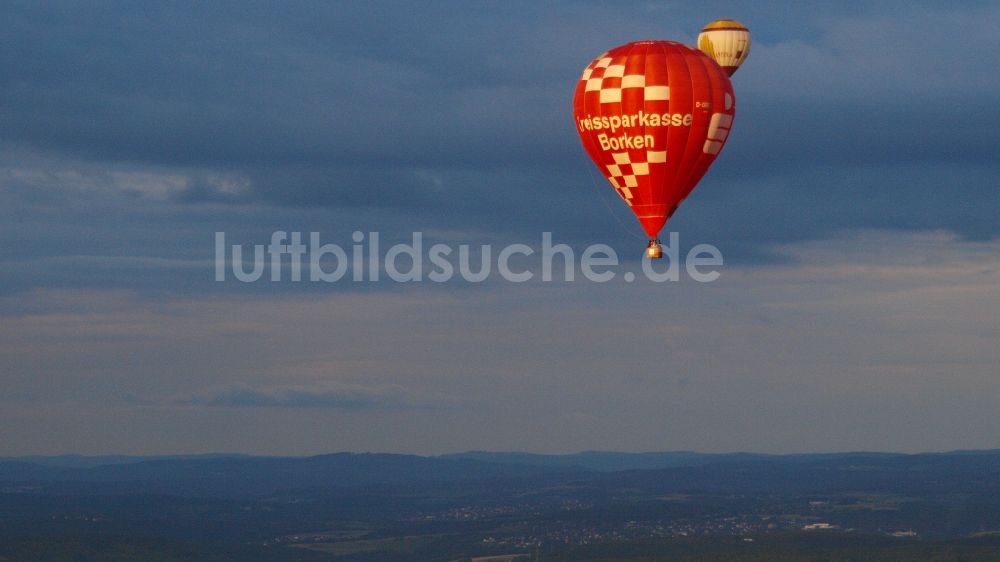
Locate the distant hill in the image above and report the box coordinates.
[1,449,998,499]
[440,450,907,471]
[7,453,248,469]
[441,450,750,471]
[0,452,572,497]
[4,449,1000,498]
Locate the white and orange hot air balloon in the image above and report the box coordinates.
[698,19,751,76]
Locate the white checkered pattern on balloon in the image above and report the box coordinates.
[579,53,670,204]
[580,57,670,104]
[604,150,667,205]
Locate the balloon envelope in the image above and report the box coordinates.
[572,41,735,238]
[698,19,751,76]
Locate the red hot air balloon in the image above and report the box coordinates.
[573,41,735,258]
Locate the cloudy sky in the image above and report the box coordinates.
[1,1,997,455]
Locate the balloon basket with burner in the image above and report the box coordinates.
[646,239,663,259]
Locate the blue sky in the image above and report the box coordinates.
[0,1,998,455]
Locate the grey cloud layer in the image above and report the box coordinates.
[2,1,996,254]
[1,231,997,454]
[1,2,999,455]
